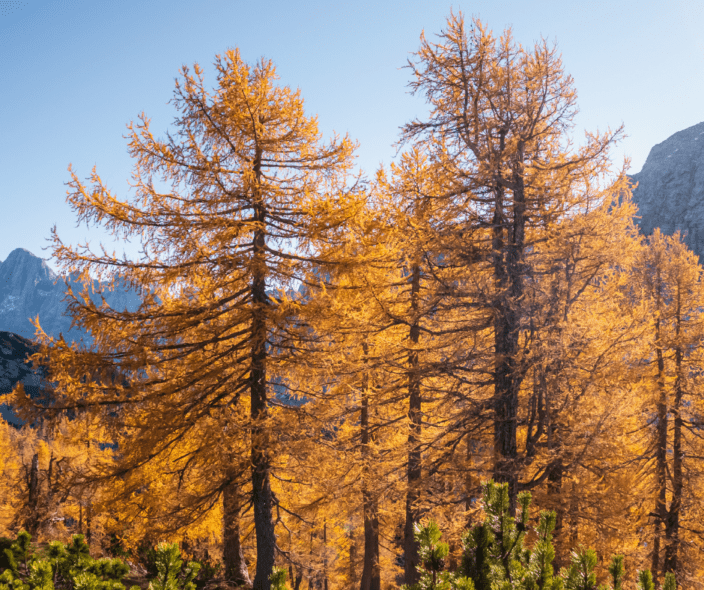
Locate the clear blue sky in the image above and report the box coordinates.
[1,0,703,268]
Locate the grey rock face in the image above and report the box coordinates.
[0,250,142,422]
[0,248,141,343]
[630,121,704,257]
[0,331,42,424]
[0,331,39,394]
[0,248,72,341]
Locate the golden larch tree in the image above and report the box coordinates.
[19,49,359,590]
[401,12,625,509]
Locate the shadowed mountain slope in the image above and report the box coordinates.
[0,331,42,424]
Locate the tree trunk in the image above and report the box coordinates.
[349,529,357,588]
[307,531,315,590]
[224,481,252,587]
[322,521,329,590]
[492,144,526,513]
[25,453,40,535]
[664,303,684,576]
[547,457,565,569]
[652,311,668,584]
[86,504,93,547]
[568,479,578,551]
[251,146,276,590]
[361,493,380,590]
[464,437,475,528]
[288,564,303,590]
[360,382,380,590]
[404,263,422,586]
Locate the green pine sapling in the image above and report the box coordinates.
[403,481,678,590]
[147,543,200,590]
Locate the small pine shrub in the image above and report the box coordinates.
[0,539,14,574]
[0,531,137,590]
[146,543,200,590]
[269,567,287,590]
[404,481,678,590]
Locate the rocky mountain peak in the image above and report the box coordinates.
[630,121,704,257]
[0,248,67,340]
[0,248,140,343]
[0,248,58,301]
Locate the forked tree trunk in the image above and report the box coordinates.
[287,564,303,590]
[223,481,252,587]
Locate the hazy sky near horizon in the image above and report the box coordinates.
[1,0,703,268]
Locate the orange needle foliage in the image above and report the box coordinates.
[15,49,362,590]
[6,12,704,590]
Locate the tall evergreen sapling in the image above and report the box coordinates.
[605,555,624,590]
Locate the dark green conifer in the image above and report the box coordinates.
[636,570,654,590]
[406,482,674,590]
[606,555,624,590]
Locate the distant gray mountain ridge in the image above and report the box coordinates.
[0,248,140,343]
[630,121,704,258]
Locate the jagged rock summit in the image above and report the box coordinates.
[0,247,140,342]
[0,248,72,341]
[630,121,704,257]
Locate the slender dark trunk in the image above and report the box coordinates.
[307,531,316,590]
[85,416,92,547]
[547,458,565,568]
[308,531,318,590]
[464,437,475,529]
[360,377,380,590]
[493,142,525,513]
[288,564,303,590]
[568,479,578,550]
[547,468,565,565]
[349,529,357,588]
[322,521,328,590]
[652,307,667,584]
[224,481,252,587]
[86,504,92,547]
[25,453,40,535]
[404,263,422,586]
[664,297,683,576]
[251,145,276,590]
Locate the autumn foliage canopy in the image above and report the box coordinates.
[3,11,704,590]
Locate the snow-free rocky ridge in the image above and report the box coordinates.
[0,248,140,343]
[630,121,704,258]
